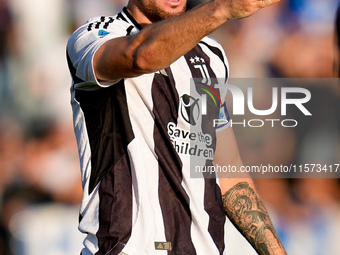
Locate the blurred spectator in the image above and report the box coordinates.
[0,0,16,118]
[212,2,287,78]
[0,117,28,222]
[0,119,82,253]
[270,32,334,78]
[21,122,82,203]
[269,0,337,78]
[288,0,339,35]
[8,203,84,255]
[0,184,52,255]
[68,0,127,27]
[255,178,340,255]
[286,179,340,255]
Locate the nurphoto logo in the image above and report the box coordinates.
[192,78,312,128]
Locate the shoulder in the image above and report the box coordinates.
[200,36,224,49]
[199,36,228,64]
[84,12,135,34]
[67,10,136,54]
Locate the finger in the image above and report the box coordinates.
[257,0,281,9]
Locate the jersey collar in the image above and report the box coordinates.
[123,7,143,30]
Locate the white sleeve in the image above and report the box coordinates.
[66,16,128,90]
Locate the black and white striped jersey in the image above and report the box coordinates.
[67,7,230,255]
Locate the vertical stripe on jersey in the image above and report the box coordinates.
[152,68,197,255]
[199,41,229,81]
[96,154,132,255]
[184,45,226,254]
[75,81,134,254]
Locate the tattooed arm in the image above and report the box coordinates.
[222,181,286,255]
[214,127,286,255]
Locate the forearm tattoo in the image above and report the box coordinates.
[222,182,284,255]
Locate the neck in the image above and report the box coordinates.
[126,2,153,28]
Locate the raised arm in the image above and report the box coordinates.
[214,127,287,255]
[94,0,280,82]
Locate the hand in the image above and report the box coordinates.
[219,0,281,20]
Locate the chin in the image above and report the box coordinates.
[140,0,186,22]
[153,7,186,21]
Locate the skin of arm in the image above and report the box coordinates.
[93,0,280,82]
[214,127,287,255]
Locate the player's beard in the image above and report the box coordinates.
[137,0,186,23]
